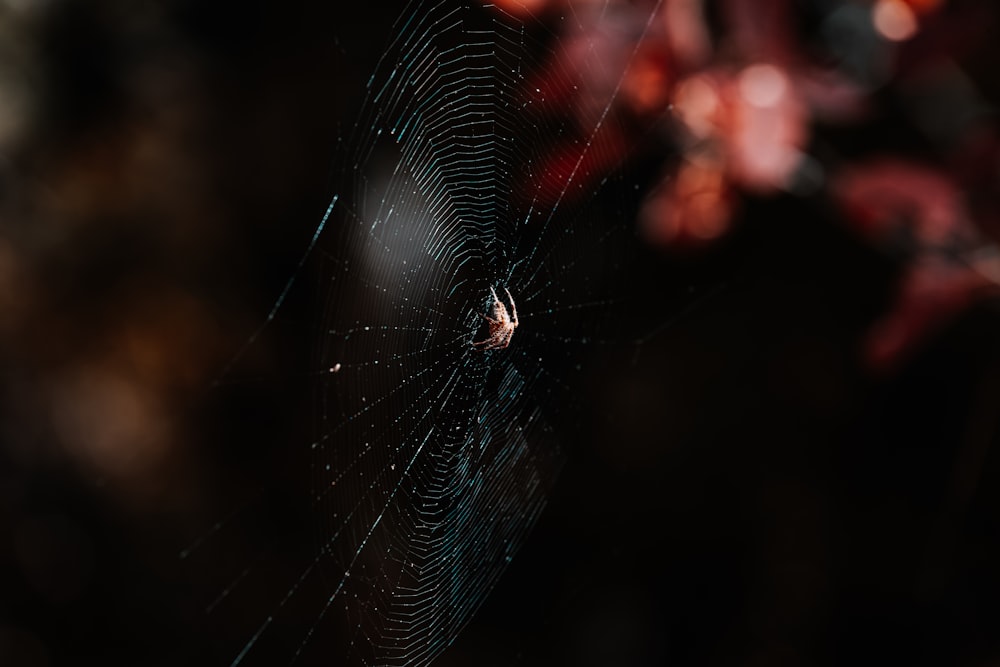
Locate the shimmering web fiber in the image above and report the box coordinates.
[219,1,666,665]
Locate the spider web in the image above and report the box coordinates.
[189,1,674,665]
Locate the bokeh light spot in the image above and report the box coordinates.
[873,0,919,42]
[673,75,719,137]
[738,64,788,109]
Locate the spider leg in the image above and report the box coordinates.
[489,286,499,303]
[504,288,518,326]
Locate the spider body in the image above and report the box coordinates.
[473,287,518,350]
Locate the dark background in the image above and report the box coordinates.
[2,1,1000,665]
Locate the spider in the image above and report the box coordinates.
[472,286,519,350]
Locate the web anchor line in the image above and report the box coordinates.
[212,195,339,388]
